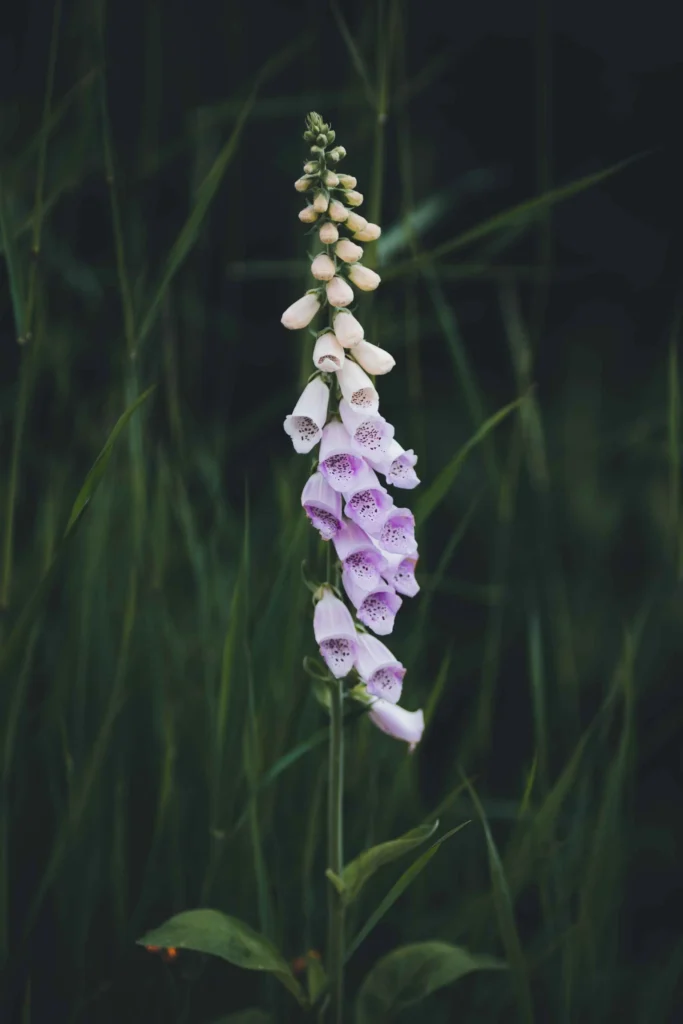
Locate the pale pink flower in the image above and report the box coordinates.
[326,276,354,308]
[317,421,365,492]
[345,211,367,233]
[353,223,382,242]
[281,292,321,330]
[344,190,364,207]
[368,440,420,489]
[313,588,358,678]
[313,191,329,213]
[352,340,395,375]
[324,170,340,187]
[368,699,425,751]
[319,222,339,244]
[339,399,394,459]
[328,200,349,223]
[335,239,363,264]
[381,554,419,597]
[333,311,364,348]
[333,520,388,592]
[313,333,345,372]
[355,633,405,703]
[342,462,393,536]
[299,205,319,223]
[283,377,329,452]
[301,472,343,540]
[342,574,402,636]
[348,264,381,292]
[311,253,336,281]
[337,173,357,189]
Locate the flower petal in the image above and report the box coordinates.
[283,377,330,453]
[368,699,425,749]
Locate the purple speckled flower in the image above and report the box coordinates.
[336,360,379,415]
[368,698,425,751]
[339,399,394,460]
[342,573,402,636]
[283,377,330,453]
[355,633,405,703]
[343,462,393,536]
[376,507,417,556]
[301,472,343,540]
[333,519,388,592]
[318,420,366,492]
[381,553,420,597]
[369,439,420,489]
[313,588,358,678]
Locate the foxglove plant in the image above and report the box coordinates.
[282,111,424,1020]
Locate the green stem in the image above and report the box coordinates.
[327,675,345,1024]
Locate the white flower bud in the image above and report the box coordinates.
[335,239,363,264]
[337,173,357,189]
[313,332,345,372]
[345,190,363,207]
[304,160,318,174]
[334,310,364,348]
[295,176,312,192]
[345,211,367,233]
[281,292,321,330]
[329,146,346,161]
[299,205,319,223]
[353,222,382,242]
[313,191,329,213]
[353,339,395,375]
[326,276,354,308]
[319,222,340,244]
[328,200,349,223]
[310,253,336,281]
[348,264,381,292]
[324,170,340,187]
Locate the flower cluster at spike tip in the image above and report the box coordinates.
[282,112,425,752]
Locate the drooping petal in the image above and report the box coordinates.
[336,360,379,414]
[333,519,388,592]
[313,588,358,678]
[326,276,354,308]
[369,440,420,489]
[301,472,343,540]
[343,574,402,636]
[283,377,329,453]
[333,311,364,348]
[281,292,321,330]
[352,340,395,375]
[318,421,366,492]
[381,554,420,597]
[311,253,336,281]
[368,699,425,750]
[313,333,345,372]
[339,400,394,459]
[377,507,418,556]
[343,462,393,535]
[348,264,381,292]
[355,633,405,703]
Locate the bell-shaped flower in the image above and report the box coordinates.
[336,359,379,414]
[376,506,418,556]
[353,223,382,242]
[355,633,405,703]
[337,173,357,189]
[333,311,364,348]
[283,377,329,452]
[352,339,395,375]
[301,471,343,540]
[299,205,319,223]
[333,519,388,592]
[344,190,364,207]
[335,239,363,264]
[311,253,336,281]
[368,699,425,751]
[343,462,393,536]
[317,421,366,492]
[326,276,354,308]
[328,199,349,223]
[348,264,381,292]
[313,588,358,678]
[342,574,402,636]
[319,222,339,244]
[339,399,394,460]
[345,211,367,233]
[281,292,321,330]
[369,440,420,489]
[381,553,419,597]
[313,332,345,372]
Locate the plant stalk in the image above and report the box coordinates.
[327,677,345,1023]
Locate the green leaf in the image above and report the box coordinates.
[355,941,507,1023]
[336,821,439,905]
[64,385,156,535]
[346,822,469,962]
[415,395,527,525]
[210,1012,272,1024]
[137,909,307,1007]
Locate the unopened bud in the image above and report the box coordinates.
[348,264,381,292]
[313,191,329,214]
[310,146,325,156]
[345,211,367,233]
[324,170,340,187]
[316,134,328,146]
[295,176,313,192]
[335,239,363,263]
[328,200,349,223]
[353,222,382,242]
[299,205,319,224]
[319,222,340,244]
[327,130,336,143]
[329,146,346,161]
[337,173,357,189]
[311,253,336,281]
[344,190,363,207]
[303,131,315,142]
[326,276,354,308]
[304,161,318,174]
[313,332,345,372]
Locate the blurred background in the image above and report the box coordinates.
[1,0,682,1021]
